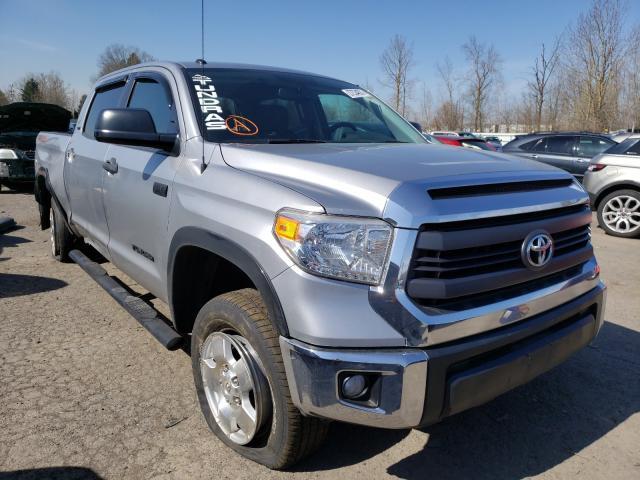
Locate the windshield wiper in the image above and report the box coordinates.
[266,138,327,144]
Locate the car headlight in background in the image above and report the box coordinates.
[0,161,8,177]
[0,148,19,160]
[274,209,393,285]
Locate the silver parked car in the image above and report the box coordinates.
[584,136,640,238]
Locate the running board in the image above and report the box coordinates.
[69,249,183,351]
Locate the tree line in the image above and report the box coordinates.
[379,0,639,133]
[0,44,153,117]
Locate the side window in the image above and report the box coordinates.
[525,139,546,152]
[83,82,126,139]
[625,139,640,155]
[127,78,178,134]
[576,136,613,157]
[520,140,538,150]
[543,136,575,155]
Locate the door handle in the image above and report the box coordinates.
[65,148,75,162]
[530,154,538,159]
[103,157,118,174]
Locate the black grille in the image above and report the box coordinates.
[413,224,590,280]
[407,204,593,311]
[24,150,35,160]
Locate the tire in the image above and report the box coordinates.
[191,288,329,469]
[38,198,51,230]
[597,189,640,239]
[50,201,75,262]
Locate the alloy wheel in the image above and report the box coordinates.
[602,195,640,234]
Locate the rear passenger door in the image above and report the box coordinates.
[529,135,578,174]
[101,71,182,299]
[65,79,127,257]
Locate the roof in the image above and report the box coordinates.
[97,60,344,86]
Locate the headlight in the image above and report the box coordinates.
[0,148,19,160]
[0,161,8,177]
[273,209,393,285]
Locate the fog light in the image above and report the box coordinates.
[341,374,368,399]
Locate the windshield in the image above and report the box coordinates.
[184,68,426,144]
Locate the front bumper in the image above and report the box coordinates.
[280,282,605,429]
[0,159,35,182]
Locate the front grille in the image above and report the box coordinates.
[407,204,593,311]
[413,224,590,280]
[24,150,35,160]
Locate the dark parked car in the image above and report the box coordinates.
[502,132,615,179]
[0,102,71,190]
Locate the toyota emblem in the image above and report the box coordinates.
[521,231,554,269]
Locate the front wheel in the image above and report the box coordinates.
[191,289,328,469]
[597,189,640,238]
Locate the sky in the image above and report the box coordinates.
[1,0,639,105]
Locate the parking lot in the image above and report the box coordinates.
[0,190,638,480]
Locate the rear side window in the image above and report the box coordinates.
[624,139,640,155]
[605,138,640,155]
[576,136,613,157]
[517,138,545,152]
[83,82,126,139]
[543,136,576,155]
[127,78,178,134]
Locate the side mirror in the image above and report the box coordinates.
[94,109,177,152]
[410,121,422,132]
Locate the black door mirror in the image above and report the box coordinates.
[94,109,177,152]
[410,121,422,132]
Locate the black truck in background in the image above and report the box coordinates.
[0,102,70,191]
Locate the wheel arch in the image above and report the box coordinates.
[168,226,289,338]
[594,181,640,210]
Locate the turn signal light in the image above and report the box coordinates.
[274,215,299,240]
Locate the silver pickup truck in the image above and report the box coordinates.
[35,61,606,469]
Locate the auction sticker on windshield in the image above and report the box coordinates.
[342,89,370,99]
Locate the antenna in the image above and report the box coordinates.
[199,0,207,174]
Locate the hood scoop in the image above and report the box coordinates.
[427,179,573,199]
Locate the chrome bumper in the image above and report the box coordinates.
[279,336,428,428]
[280,282,606,429]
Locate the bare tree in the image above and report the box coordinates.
[620,25,640,130]
[565,0,627,131]
[462,36,502,131]
[435,57,463,129]
[0,89,8,106]
[96,44,154,78]
[418,83,433,129]
[35,72,70,108]
[528,37,562,131]
[379,35,415,115]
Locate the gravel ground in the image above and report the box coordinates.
[0,190,638,480]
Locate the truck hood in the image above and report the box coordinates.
[220,143,583,228]
[0,103,71,136]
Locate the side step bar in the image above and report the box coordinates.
[69,249,183,351]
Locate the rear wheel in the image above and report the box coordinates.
[50,202,75,261]
[191,289,328,469]
[597,189,640,238]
